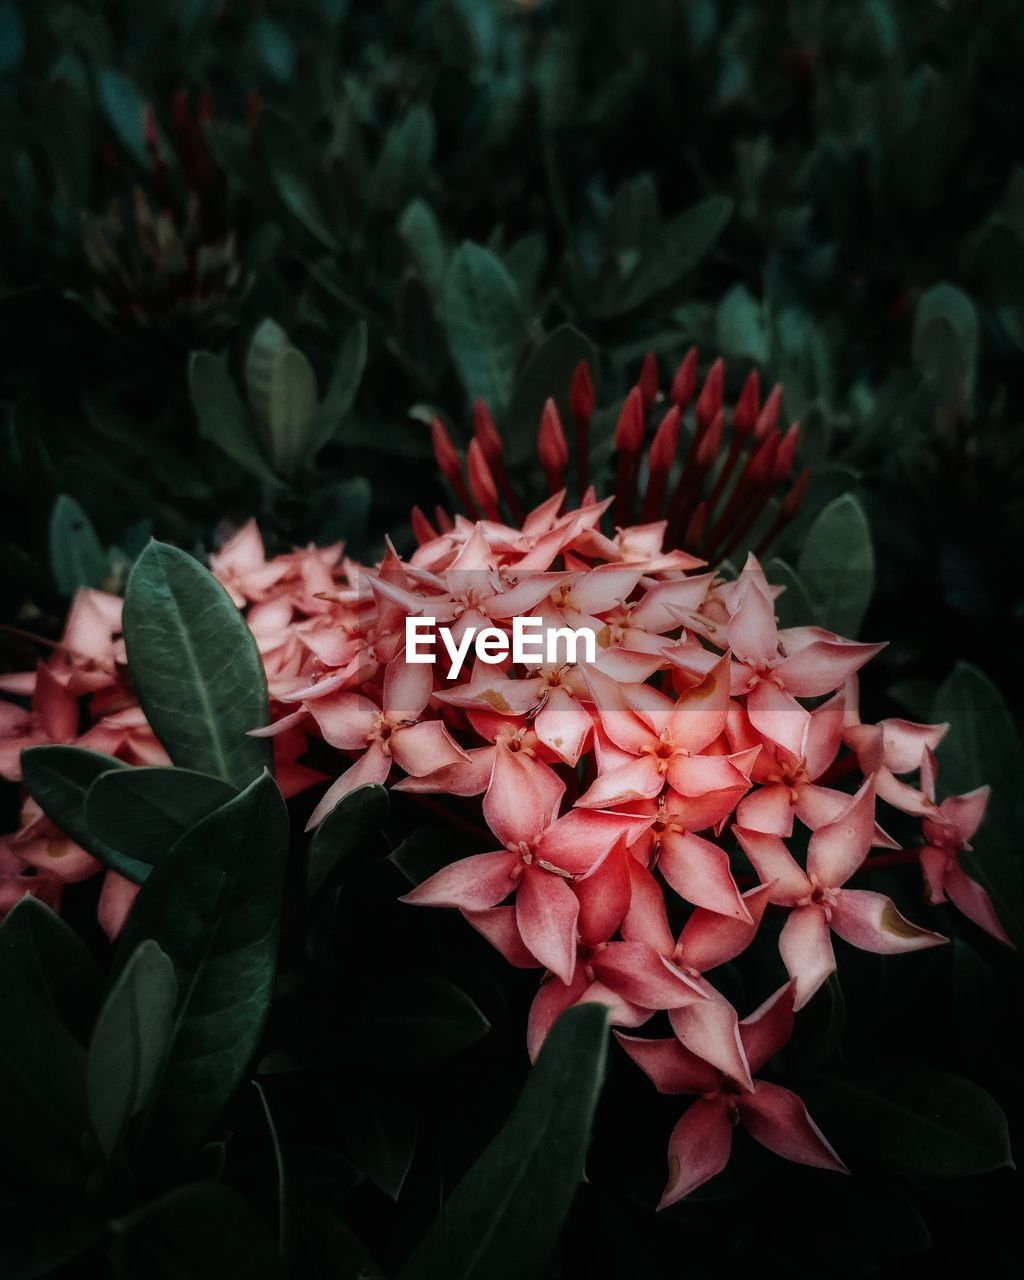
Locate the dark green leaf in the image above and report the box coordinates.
[115,772,288,1160]
[805,1065,1013,1177]
[443,241,527,408]
[122,541,271,787]
[0,897,100,1041]
[258,108,338,250]
[48,494,107,595]
[348,976,489,1068]
[110,1182,284,1279]
[399,1004,608,1280]
[189,352,283,488]
[87,941,178,1157]
[336,1079,417,1199]
[307,784,388,900]
[84,766,237,883]
[797,493,875,637]
[21,746,129,864]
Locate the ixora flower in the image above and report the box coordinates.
[0,351,1013,1208]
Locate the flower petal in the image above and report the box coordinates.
[669,996,753,1090]
[778,905,835,1009]
[515,865,580,984]
[401,849,519,909]
[829,888,948,955]
[483,744,565,849]
[657,832,751,922]
[739,1081,847,1173]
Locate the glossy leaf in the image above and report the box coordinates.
[443,241,527,408]
[48,494,107,596]
[114,772,288,1160]
[122,541,271,787]
[0,897,100,1042]
[399,1004,608,1280]
[797,492,875,637]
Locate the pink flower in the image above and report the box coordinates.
[402,745,652,983]
[618,983,847,1205]
[735,778,946,1008]
[918,751,1012,946]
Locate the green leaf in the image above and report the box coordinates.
[316,476,372,546]
[307,784,388,900]
[348,976,489,1067]
[111,1182,284,1279]
[797,493,875,637]
[764,557,817,631]
[716,284,768,364]
[0,897,100,1042]
[399,1004,608,1280]
[805,1065,1012,1177]
[443,241,528,409]
[48,494,107,596]
[912,283,978,416]
[87,941,178,1158]
[115,772,289,1160]
[84,767,237,883]
[123,541,271,787]
[258,108,338,251]
[189,351,283,488]
[933,663,1024,944]
[21,746,129,863]
[399,199,447,295]
[336,1080,417,1199]
[372,105,435,212]
[306,322,368,455]
[0,956,89,1190]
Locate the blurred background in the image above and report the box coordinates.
[1,2,1022,1276]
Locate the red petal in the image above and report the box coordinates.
[739,1081,847,1172]
[401,849,519,910]
[516,865,579,983]
[659,1098,733,1207]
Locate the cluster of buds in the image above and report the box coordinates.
[84,89,252,336]
[0,366,1009,1206]
[423,352,808,564]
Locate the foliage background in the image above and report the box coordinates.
[1,1,1022,1277]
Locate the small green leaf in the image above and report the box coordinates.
[306,322,368,455]
[97,69,166,170]
[87,941,178,1158]
[372,104,435,212]
[805,1065,1013,1177]
[0,898,100,1043]
[111,1182,285,1279]
[123,541,271,787]
[443,241,528,409]
[399,199,447,295]
[797,493,875,637]
[258,108,338,251]
[189,351,283,488]
[115,772,289,1161]
[912,283,978,416]
[348,976,489,1067]
[335,1081,417,1199]
[399,1004,608,1280]
[84,767,237,883]
[48,494,107,596]
[21,746,129,864]
[307,784,388,900]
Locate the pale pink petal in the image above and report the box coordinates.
[667,751,748,798]
[98,871,140,941]
[657,832,751,921]
[463,905,540,968]
[573,851,630,947]
[570,565,645,615]
[673,884,773,972]
[390,720,467,777]
[669,996,753,1090]
[726,584,779,668]
[829,888,946,955]
[667,653,731,754]
[575,756,664,808]
[879,718,948,774]
[527,969,589,1061]
[732,828,810,904]
[307,692,379,750]
[739,1081,847,1172]
[944,867,1013,946]
[482,745,565,850]
[383,652,434,720]
[735,783,794,836]
[806,777,877,888]
[919,846,949,905]
[658,1098,734,1206]
[622,861,675,956]
[804,694,845,780]
[534,686,592,766]
[941,787,990,845]
[779,905,835,1009]
[536,809,653,875]
[747,680,808,760]
[775,639,885,698]
[737,983,795,1074]
[401,849,519,909]
[391,746,494,796]
[614,1033,720,1095]
[515,865,579,983]
[593,942,704,1009]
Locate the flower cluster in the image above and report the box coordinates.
[0,362,1010,1206]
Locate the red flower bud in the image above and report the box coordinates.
[670,347,698,407]
[570,360,595,426]
[638,351,659,412]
